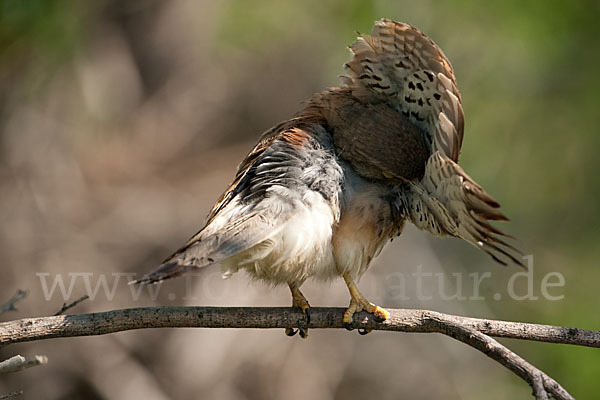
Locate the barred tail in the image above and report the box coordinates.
[403,151,524,267]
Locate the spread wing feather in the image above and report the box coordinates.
[402,152,524,267]
[342,19,464,161]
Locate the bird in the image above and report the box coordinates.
[133,19,523,338]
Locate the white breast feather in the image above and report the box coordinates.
[220,187,338,286]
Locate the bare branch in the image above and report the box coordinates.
[0,290,28,316]
[0,307,591,399]
[0,391,23,399]
[2,306,594,348]
[414,310,600,348]
[0,355,48,374]
[430,316,572,400]
[53,295,89,316]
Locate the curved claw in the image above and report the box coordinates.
[344,322,354,331]
[285,327,298,337]
[298,308,310,338]
[298,321,308,339]
[358,328,372,335]
[287,284,311,339]
[341,272,390,329]
[371,306,390,322]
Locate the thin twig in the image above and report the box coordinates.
[0,307,590,399]
[0,290,28,316]
[53,295,89,316]
[0,391,23,399]
[0,355,48,374]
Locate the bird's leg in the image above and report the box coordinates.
[284,284,311,338]
[341,272,389,332]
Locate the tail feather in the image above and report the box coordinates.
[131,226,270,285]
[403,151,525,268]
[131,260,204,285]
[130,239,220,285]
[132,199,294,285]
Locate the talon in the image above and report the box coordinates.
[285,327,297,337]
[358,328,372,335]
[344,322,354,331]
[287,284,311,338]
[298,309,309,338]
[298,321,308,339]
[371,306,390,322]
[341,272,389,326]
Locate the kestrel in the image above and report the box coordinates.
[135,19,522,337]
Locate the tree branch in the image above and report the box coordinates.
[1,306,592,399]
[0,290,28,316]
[2,307,595,348]
[0,355,48,374]
[431,316,572,400]
[0,391,23,399]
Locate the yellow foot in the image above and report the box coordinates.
[342,297,389,325]
[342,273,389,333]
[285,285,311,339]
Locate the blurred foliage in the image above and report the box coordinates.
[0,0,85,52]
[0,0,598,399]
[0,0,102,98]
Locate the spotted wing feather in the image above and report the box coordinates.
[402,152,524,267]
[342,19,464,161]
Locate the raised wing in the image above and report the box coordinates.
[304,90,430,182]
[342,19,464,162]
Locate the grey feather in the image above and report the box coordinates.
[134,125,344,284]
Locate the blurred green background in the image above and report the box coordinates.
[1,0,598,399]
